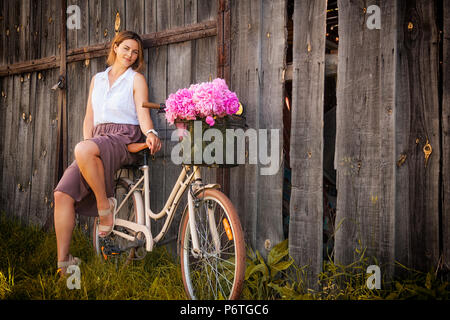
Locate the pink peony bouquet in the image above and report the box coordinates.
[164,78,240,126]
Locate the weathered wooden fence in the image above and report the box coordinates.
[0,0,449,287]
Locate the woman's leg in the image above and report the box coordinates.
[54,191,76,263]
[74,140,113,234]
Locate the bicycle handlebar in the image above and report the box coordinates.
[142,102,166,112]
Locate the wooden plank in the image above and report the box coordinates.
[157,0,170,31]
[255,0,285,256]
[441,0,449,272]
[395,0,440,272]
[7,0,19,65]
[0,77,8,211]
[157,1,193,251]
[196,2,219,186]
[41,0,60,59]
[147,46,168,236]
[67,0,89,51]
[335,0,397,278]
[228,0,260,250]
[145,0,166,237]
[30,69,59,227]
[170,0,185,28]
[0,77,4,209]
[288,0,326,287]
[198,0,218,22]
[13,72,35,222]
[18,0,31,62]
[55,0,68,182]
[1,76,16,216]
[125,0,145,34]
[29,0,42,61]
[0,1,5,65]
[184,0,197,26]
[144,0,157,33]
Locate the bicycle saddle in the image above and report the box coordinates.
[127,142,148,153]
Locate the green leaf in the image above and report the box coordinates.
[270,260,294,278]
[268,239,289,266]
[245,263,269,281]
[425,272,433,290]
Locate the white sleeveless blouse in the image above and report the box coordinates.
[91,66,139,126]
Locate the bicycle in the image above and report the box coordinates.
[92,102,246,300]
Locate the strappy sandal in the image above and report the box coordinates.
[97,197,117,238]
[57,254,81,276]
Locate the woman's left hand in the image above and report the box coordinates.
[146,133,162,155]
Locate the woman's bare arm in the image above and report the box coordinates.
[133,72,162,154]
[83,77,95,140]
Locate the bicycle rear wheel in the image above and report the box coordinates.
[179,188,245,300]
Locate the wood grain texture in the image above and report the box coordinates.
[335,0,397,277]
[395,0,440,272]
[288,0,326,287]
[443,0,450,272]
[229,0,261,250]
[30,69,59,226]
[256,0,286,256]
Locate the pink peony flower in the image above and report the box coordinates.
[164,78,240,125]
[205,116,215,126]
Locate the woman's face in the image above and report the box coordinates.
[114,39,140,68]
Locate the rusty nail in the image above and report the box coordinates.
[408,22,413,31]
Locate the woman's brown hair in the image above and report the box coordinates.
[106,30,145,72]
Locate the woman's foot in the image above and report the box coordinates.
[98,198,117,237]
[57,254,81,277]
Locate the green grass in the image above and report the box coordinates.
[0,211,186,300]
[0,211,448,300]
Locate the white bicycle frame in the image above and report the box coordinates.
[109,163,220,255]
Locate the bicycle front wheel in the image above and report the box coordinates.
[179,188,245,300]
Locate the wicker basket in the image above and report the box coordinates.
[176,115,247,167]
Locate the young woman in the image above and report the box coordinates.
[53,31,162,275]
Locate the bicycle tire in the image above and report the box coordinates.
[92,178,144,264]
[179,188,245,300]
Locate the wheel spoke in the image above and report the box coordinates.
[181,191,243,300]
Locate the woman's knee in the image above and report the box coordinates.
[54,191,74,206]
[74,140,99,161]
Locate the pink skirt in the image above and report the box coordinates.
[54,123,145,217]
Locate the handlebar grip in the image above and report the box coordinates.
[142,102,166,110]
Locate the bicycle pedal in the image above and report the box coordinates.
[100,245,122,260]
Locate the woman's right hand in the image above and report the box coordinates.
[146,133,162,155]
